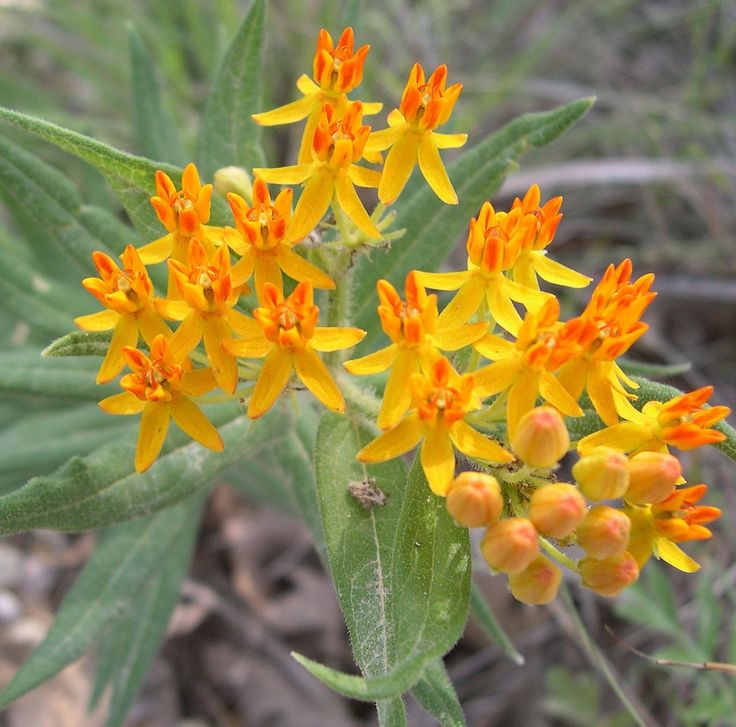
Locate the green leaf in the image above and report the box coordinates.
[352,97,595,346]
[411,659,466,727]
[0,403,287,533]
[377,698,407,727]
[618,358,691,379]
[42,330,112,358]
[197,0,266,177]
[470,582,524,665]
[128,25,186,165]
[0,134,131,266]
[0,492,205,709]
[301,413,471,699]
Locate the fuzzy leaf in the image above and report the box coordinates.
[411,659,466,727]
[43,330,112,358]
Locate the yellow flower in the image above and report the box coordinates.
[418,201,549,333]
[98,334,222,472]
[155,238,252,394]
[365,64,467,204]
[344,271,487,429]
[509,184,591,290]
[222,281,365,418]
[252,27,381,164]
[358,356,513,495]
[472,297,582,438]
[626,484,721,573]
[75,245,171,384]
[255,101,382,240]
[227,177,335,293]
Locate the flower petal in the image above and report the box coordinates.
[533,253,592,288]
[417,133,457,204]
[344,344,397,375]
[252,93,317,125]
[98,391,144,415]
[288,169,334,241]
[248,348,293,418]
[378,132,419,204]
[437,278,485,328]
[577,422,649,454]
[473,333,516,361]
[310,326,366,352]
[254,253,284,295]
[253,163,316,186]
[432,132,468,149]
[136,233,174,264]
[170,312,204,360]
[473,358,520,398]
[358,414,422,463]
[334,174,381,238]
[432,321,488,350]
[450,419,513,464]
[203,317,238,394]
[97,315,138,384]
[224,307,260,337]
[170,395,224,451]
[487,281,523,335]
[539,371,583,417]
[181,367,219,396]
[137,308,172,346]
[378,348,419,430]
[135,401,171,472]
[365,125,403,152]
[293,347,345,412]
[349,165,382,189]
[420,427,455,495]
[75,309,119,331]
[507,375,541,439]
[276,246,335,290]
[223,335,273,359]
[654,538,700,573]
[417,270,468,291]
[588,362,618,427]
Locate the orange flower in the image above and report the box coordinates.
[227,177,335,293]
[75,245,171,383]
[358,356,513,495]
[155,239,252,394]
[223,281,365,418]
[366,64,467,204]
[98,335,222,472]
[344,271,487,429]
[252,27,381,164]
[255,101,382,240]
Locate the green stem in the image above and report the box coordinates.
[540,537,579,572]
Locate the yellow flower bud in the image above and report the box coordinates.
[446,472,503,528]
[625,451,681,505]
[511,406,570,468]
[508,555,562,605]
[214,166,253,201]
[572,446,629,501]
[576,505,631,559]
[481,517,539,574]
[579,551,639,597]
[529,483,586,539]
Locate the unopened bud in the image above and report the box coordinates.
[481,517,539,574]
[511,407,570,468]
[446,472,503,528]
[576,505,631,558]
[214,166,253,201]
[579,551,639,597]
[625,451,681,505]
[508,555,562,605]
[529,483,586,539]
[572,447,629,501]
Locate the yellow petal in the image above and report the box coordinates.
[334,174,381,238]
[203,317,238,394]
[170,395,224,451]
[417,270,468,291]
[75,309,119,331]
[473,358,521,397]
[539,371,583,417]
[248,348,293,418]
[254,253,284,295]
[654,538,700,573]
[135,401,170,472]
[349,165,382,189]
[361,101,383,116]
[417,133,457,204]
[310,326,366,352]
[365,125,403,152]
[288,169,334,241]
[297,109,322,165]
[276,246,335,290]
[487,281,523,335]
[224,307,260,337]
[170,312,204,360]
[432,132,468,149]
[420,426,455,495]
[293,347,344,411]
[437,278,485,328]
[155,298,189,321]
[432,321,488,351]
[378,348,419,430]
[449,419,514,464]
[252,93,317,125]
[577,422,649,454]
[473,333,516,361]
[512,256,539,290]
[231,249,256,287]
[358,414,422,463]
[344,344,397,375]
[507,375,541,440]
[97,315,138,384]
[137,308,172,346]
[223,335,272,359]
[588,362,618,427]
[98,391,144,415]
[181,367,219,396]
[254,163,316,186]
[532,253,592,288]
[296,74,319,95]
[378,132,419,204]
[136,233,174,264]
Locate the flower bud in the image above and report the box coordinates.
[572,447,629,501]
[446,472,503,528]
[214,166,253,201]
[508,555,562,605]
[579,551,639,597]
[511,406,570,468]
[625,451,681,505]
[576,505,631,558]
[481,518,539,574]
[529,483,586,539]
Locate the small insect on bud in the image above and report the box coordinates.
[576,505,631,559]
[572,446,629,501]
[511,406,570,469]
[214,166,253,201]
[508,555,562,605]
[529,483,586,540]
[625,451,681,505]
[481,518,539,575]
[579,551,639,597]
[446,472,503,528]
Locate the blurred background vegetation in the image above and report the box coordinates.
[1,0,735,725]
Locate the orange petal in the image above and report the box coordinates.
[293,347,345,412]
[170,395,224,451]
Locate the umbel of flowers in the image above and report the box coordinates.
[74,26,730,606]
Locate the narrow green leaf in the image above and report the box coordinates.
[618,358,691,379]
[377,698,407,727]
[197,0,266,177]
[411,659,467,727]
[128,25,186,165]
[470,583,525,665]
[43,330,112,358]
[0,403,287,533]
[0,492,205,709]
[353,97,595,345]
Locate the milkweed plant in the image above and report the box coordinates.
[0,6,734,726]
